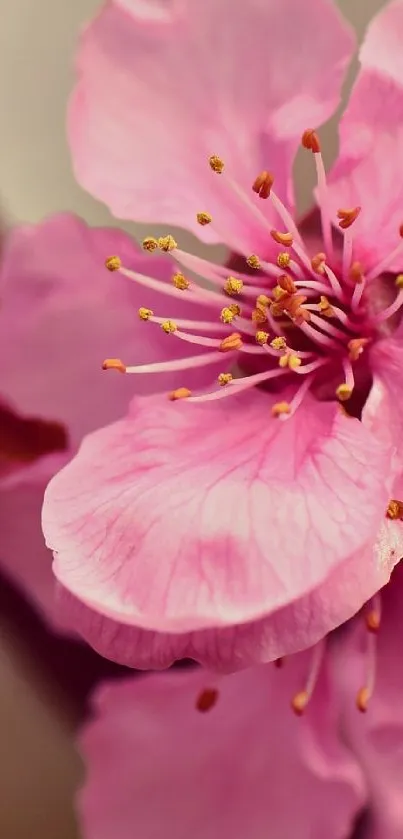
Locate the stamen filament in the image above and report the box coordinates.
[269,190,303,247]
[342,230,353,281]
[119,265,222,308]
[356,632,377,713]
[186,367,290,403]
[370,289,403,324]
[291,638,326,714]
[351,278,366,311]
[342,358,355,390]
[323,265,344,300]
[308,313,348,342]
[124,350,227,375]
[366,240,403,283]
[299,321,342,350]
[149,316,226,333]
[314,152,333,258]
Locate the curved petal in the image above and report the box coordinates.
[328,0,403,271]
[79,663,365,839]
[332,563,403,839]
[0,213,218,450]
[0,454,71,627]
[43,387,394,635]
[68,0,354,252]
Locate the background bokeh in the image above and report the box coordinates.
[0,1,388,836]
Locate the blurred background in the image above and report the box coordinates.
[0,0,389,836]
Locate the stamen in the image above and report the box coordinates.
[172,272,190,290]
[272,401,291,417]
[356,632,377,713]
[336,383,353,402]
[350,261,364,284]
[196,212,212,226]
[186,367,289,403]
[142,237,159,253]
[270,230,293,247]
[301,131,333,257]
[311,253,326,274]
[138,307,153,320]
[342,358,355,391]
[220,333,243,352]
[252,171,274,199]
[299,321,341,351]
[119,350,228,375]
[105,255,122,271]
[351,274,366,310]
[277,252,291,269]
[102,358,126,373]
[365,593,381,634]
[386,498,403,520]
[208,155,224,174]
[307,313,347,342]
[224,277,244,296]
[218,372,233,386]
[169,388,192,401]
[149,316,226,333]
[158,235,177,252]
[337,207,361,230]
[322,264,344,300]
[119,263,223,309]
[370,288,403,325]
[291,639,326,715]
[246,254,261,269]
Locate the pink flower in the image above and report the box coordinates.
[0,213,214,622]
[78,659,366,839]
[43,0,403,668]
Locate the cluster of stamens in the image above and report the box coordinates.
[103,129,403,419]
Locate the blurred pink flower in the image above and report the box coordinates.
[78,657,366,839]
[42,0,403,668]
[0,213,216,622]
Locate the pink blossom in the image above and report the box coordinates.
[78,658,366,839]
[0,213,215,622]
[43,0,403,667]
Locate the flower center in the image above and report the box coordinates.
[103,130,403,420]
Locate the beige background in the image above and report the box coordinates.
[0,0,387,837]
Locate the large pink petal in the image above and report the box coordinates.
[328,0,403,271]
[79,663,365,839]
[69,0,354,253]
[332,563,403,839]
[0,213,218,450]
[43,387,394,636]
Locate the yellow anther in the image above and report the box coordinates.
[337,206,361,230]
[270,336,287,351]
[270,301,286,318]
[169,387,192,401]
[142,237,159,252]
[102,358,126,373]
[366,610,381,633]
[224,276,244,296]
[161,320,177,334]
[218,372,233,386]
[158,235,177,252]
[256,294,270,308]
[350,261,364,284]
[219,332,243,352]
[105,255,122,271]
[255,330,269,345]
[278,353,301,370]
[246,254,260,269]
[228,303,241,316]
[386,499,403,520]
[138,307,153,321]
[172,272,190,290]
[318,296,335,318]
[396,274,403,289]
[288,353,302,370]
[270,230,293,247]
[209,155,224,174]
[197,212,212,226]
[336,383,353,402]
[220,307,236,324]
[271,401,291,418]
[277,252,291,269]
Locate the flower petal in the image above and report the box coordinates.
[328,0,403,270]
[79,663,365,839]
[69,0,354,252]
[0,213,218,451]
[333,562,403,839]
[43,387,394,635]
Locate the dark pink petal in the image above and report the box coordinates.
[69,0,354,252]
[79,663,365,839]
[43,387,394,638]
[328,0,403,270]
